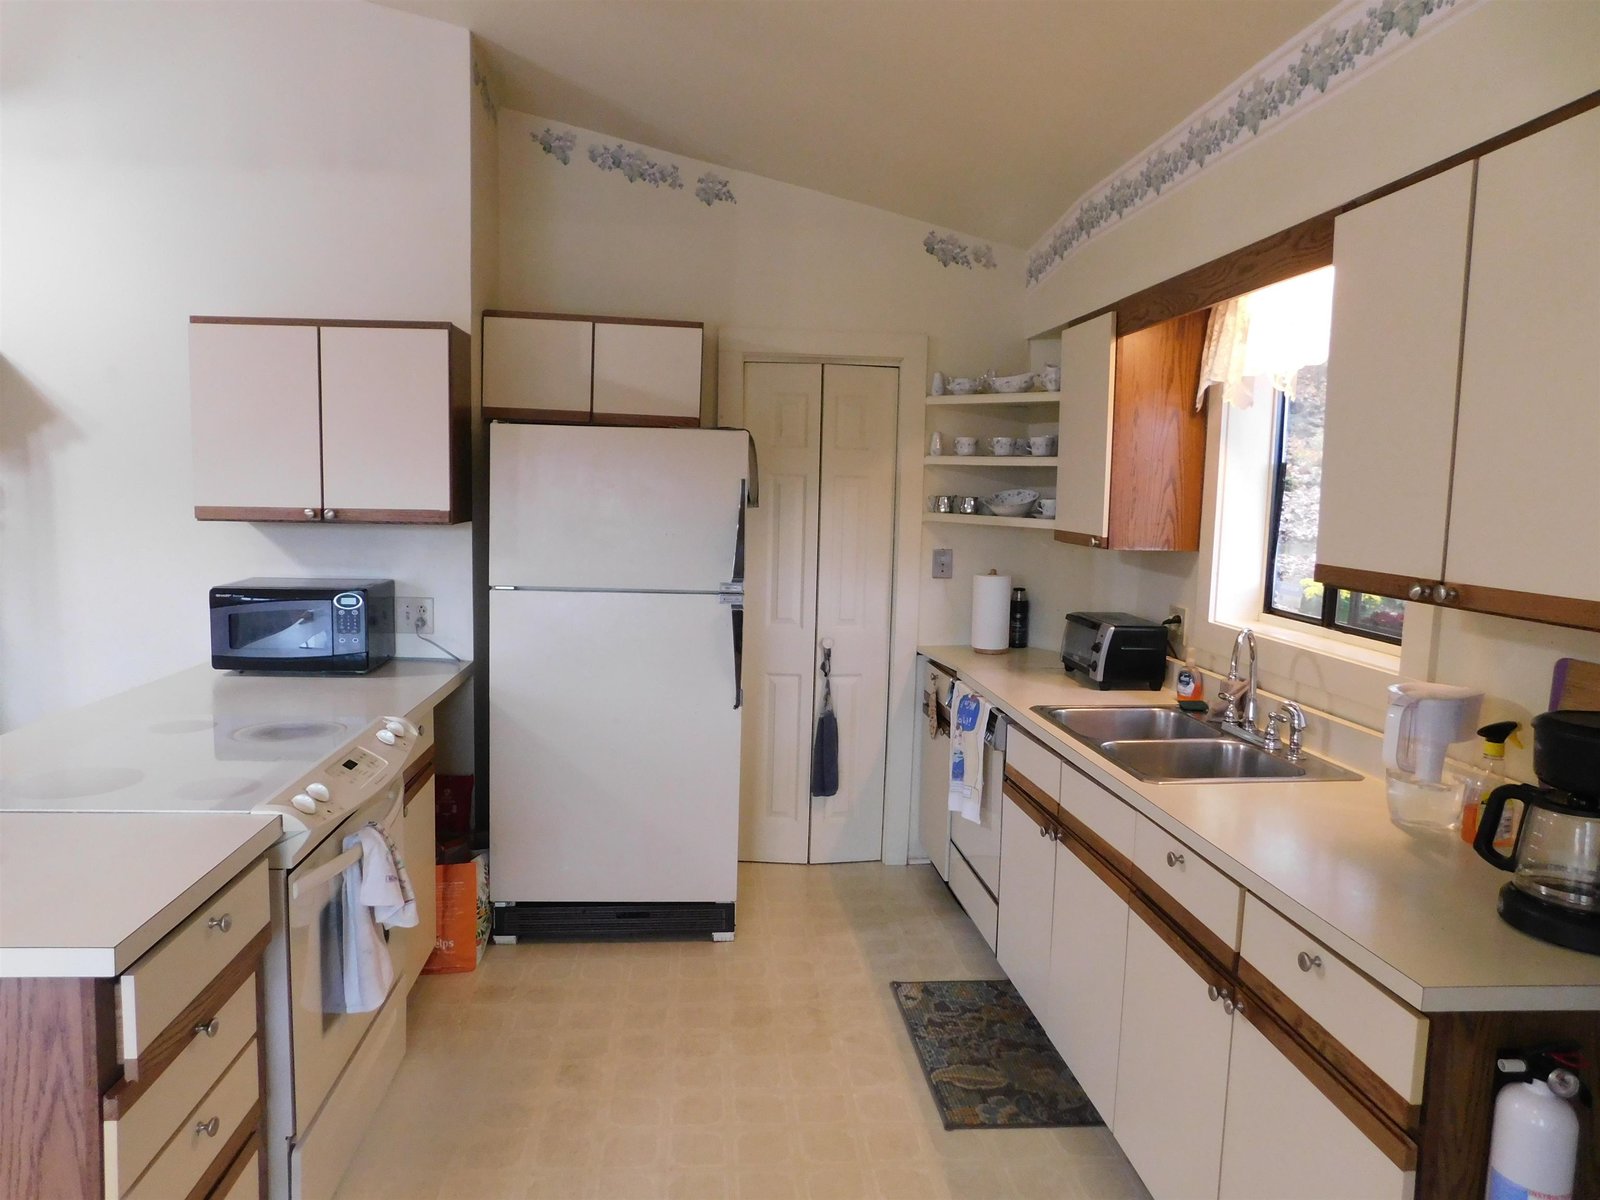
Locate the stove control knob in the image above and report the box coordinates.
[305,782,330,803]
[376,729,397,746]
[384,719,408,737]
[291,793,317,814]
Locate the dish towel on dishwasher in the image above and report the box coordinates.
[948,683,990,824]
[322,815,418,1014]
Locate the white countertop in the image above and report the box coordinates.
[923,645,1600,1013]
[0,660,470,816]
[0,812,281,977]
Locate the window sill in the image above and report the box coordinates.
[1229,610,1401,674]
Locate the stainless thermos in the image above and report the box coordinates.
[1009,587,1029,649]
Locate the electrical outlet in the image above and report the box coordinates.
[397,597,434,635]
[931,548,953,579]
[1167,605,1187,651]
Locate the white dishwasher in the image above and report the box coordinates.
[946,703,1006,950]
[916,662,954,879]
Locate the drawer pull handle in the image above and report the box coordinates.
[1297,951,1324,972]
[1222,997,1243,1017]
[1206,985,1221,1002]
[1039,825,1050,838]
[195,1117,220,1138]
[1166,851,1185,868]
[194,1018,221,1038]
[207,914,232,934]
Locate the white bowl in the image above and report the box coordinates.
[985,488,1039,517]
[989,372,1035,393]
[945,376,983,394]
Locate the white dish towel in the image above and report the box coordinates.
[322,804,418,1014]
[948,682,991,824]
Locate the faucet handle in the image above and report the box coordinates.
[1277,702,1307,757]
[1264,711,1284,752]
[1217,679,1247,724]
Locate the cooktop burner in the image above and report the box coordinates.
[231,720,349,744]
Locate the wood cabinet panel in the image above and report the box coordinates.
[190,323,322,516]
[1219,1016,1413,1200]
[1318,163,1473,586]
[1448,106,1600,606]
[997,789,1056,1016]
[593,321,702,424]
[482,314,593,417]
[1056,313,1117,543]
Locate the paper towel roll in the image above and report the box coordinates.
[971,572,1012,654]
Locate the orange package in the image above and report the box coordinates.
[423,849,489,973]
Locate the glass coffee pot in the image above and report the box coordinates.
[1473,710,1600,956]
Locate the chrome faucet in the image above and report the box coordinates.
[1222,628,1259,731]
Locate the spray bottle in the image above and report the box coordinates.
[1459,721,1521,847]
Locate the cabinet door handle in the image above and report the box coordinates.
[1166,851,1185,868]
[1223,997,1243,1017]
[303,508,318,520]
[194,1018,221,1038]
[1207,984,1221,1002]
[323,509,337,521]
[195,1116,220,1138]
[1435,585,1459,604]
[1407,583,1432,601]
[1038,824,1049,838]
[207,913,232,933]
[1296,951,1323,972]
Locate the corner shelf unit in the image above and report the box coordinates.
[925,392,1060,407]
[923,514,1055,529]
[923,385,1061,536]
[925,456,1059,468]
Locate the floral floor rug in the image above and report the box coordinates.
[890,979,1104,1130]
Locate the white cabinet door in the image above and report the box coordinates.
[1218,1016,1413,1200]
[483,314,593,417]
[1114,915,1233,1200]
[320,326,453,516]
[1318,164,1474,585]
[397,775,437,991]
[190,321,322,516]
[1448,106,1600,604]
[996,791,1055,1016]
[1056,313,1116,542]
[593,321,703,424]
[1042,839,1128,1124]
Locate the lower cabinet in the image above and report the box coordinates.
[396,772,437,990]
[1041,837,1129,1123]
[1218,1016,1413,1200]
[1114,913,1236,1200]
[996,787,1056,1016]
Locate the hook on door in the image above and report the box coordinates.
[819,638,833,678]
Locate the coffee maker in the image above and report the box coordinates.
[1474,710,1600,955]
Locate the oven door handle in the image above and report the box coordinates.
[291,845,362,902]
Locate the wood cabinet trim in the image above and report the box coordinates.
[207,1129,260,1200]
[1126,888,1233,992]
[1125,860,1239,972]
[591,411,701,429]
[1058,826,1136,905]
[1236,958,1419,1135]
[318,508,459,525]
[183,1098,262,1200]
[1001,779,1056,833]
[1054,804,1136,884]
[195,506,319,523]
[1000,764,1058,820]
[1315,564,1600,633]
[483,406,593,425]
[1052,529,1102,548]
[191,316,463,332]
[111,926,270,1100]
[484,308,703,330]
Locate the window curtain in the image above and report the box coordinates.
[1196,266,1335,412]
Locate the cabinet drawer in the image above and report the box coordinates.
[1058,760,1136,858]
[1240,897,1427,1105]
[120,862,269,1064]
[214,1142,260,1200]
[948,848,998,952]
[123,1040,258,1200]
[1005,730,1061,805]
[1133,817,1242,952]
[104,975,257,1195]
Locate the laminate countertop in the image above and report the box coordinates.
[922,645,1600,1013]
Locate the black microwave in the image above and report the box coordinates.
[210,578,395,674]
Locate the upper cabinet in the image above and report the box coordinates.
[1055,310,1208,550]
[1317,108,1600,630]
[190,317,469,525]
[483,310,704,428]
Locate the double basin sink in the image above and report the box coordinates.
[1030,705,1360,784]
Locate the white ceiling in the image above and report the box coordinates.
[374,0,1340,248]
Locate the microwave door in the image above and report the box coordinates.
[214,600,334,659]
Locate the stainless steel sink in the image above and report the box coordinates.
[1032,705,1224,744]
[1028,704,1361,784]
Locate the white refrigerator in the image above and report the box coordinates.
[487,422,755,940]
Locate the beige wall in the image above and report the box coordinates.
[0,1,476,730]
[993,0,1600,775]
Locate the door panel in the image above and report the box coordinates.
[593,322,702,423]
[996,793,1055,1016]
[809,364,897,863]
[482,315,592,416]
[1056,313,1116,542]
[738,363,822,863]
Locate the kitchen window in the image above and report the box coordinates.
[1262,361,1404,644]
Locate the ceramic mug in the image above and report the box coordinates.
[989,437,1017,456]
[1029,435,1055,457]
[956,496,980,515]
[954,437,978,456]
[929,494,954,513]
[1040,365,1061,391]
[1034,497,1057,518]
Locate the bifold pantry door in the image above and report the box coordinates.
[739,362,897,864]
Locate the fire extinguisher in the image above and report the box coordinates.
[1485,1045,1589,1200]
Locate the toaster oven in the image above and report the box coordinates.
[210,578,395,673]
[1061,610,1169,691]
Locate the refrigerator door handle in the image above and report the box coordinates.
[731,605,744,710]
[744,432,759,508]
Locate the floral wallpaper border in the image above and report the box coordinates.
[924,231,998,270]
[472,56,497,123]
[535,126,737,206]
[1025,0,1478,287]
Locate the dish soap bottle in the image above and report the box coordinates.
[1459,721,1521,846]
[1176,656,1204,705]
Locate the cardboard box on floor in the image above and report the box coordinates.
[424,841,489,973]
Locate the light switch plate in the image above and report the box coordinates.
[931,549,953,579]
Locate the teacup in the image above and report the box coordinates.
[954,437,978,456]
[929,494,954,513]
[1029,435,1055,457]
[989,437,1017,456]
[956,496,980,515]
[1034,498,1057,518]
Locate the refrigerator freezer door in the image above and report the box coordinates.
[488,589,741,904]
[489,423,749,592]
